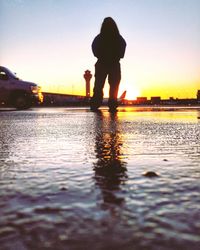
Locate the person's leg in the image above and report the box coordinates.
[90,62,107,110]
[108,62,121,111]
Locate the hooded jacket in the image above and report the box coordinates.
[92,34,126,65]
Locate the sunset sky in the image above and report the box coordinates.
[0,0,200,99]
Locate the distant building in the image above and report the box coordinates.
[42,92,86,106]
[151,96,161,105]
[162,97,178,105]
[197,90,200,100]
[136,97,148,104]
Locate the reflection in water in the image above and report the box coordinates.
[93,111,127,208]
[197,110,200,120]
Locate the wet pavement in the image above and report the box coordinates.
[0,107,200,250]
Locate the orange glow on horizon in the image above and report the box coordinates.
[14,66,199,99]
[39,80,199,100]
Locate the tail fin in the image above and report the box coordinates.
[119,91,126,100]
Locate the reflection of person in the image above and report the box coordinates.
[93,111,127,208]
[90,17,126,112]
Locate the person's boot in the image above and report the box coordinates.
[108,99,118,112]
[90,97,101,111]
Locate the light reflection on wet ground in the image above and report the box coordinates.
[0,107,200,250]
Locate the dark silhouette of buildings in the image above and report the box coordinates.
[41,92,86,106]
[197,90,200,102]
[123,91,200,106]
[39,89,200,107]
[136,97,147,105]
[150,96,161,105]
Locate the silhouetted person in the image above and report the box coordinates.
[90,17,126,112]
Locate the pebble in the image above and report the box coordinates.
[143,171,159,177]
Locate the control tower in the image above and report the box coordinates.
[83,70,92,98]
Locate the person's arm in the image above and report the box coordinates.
[119,36,126,58]
[92,35,100,58]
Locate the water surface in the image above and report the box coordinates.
[0,107,200,249]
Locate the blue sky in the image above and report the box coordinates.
[1,0,200,98]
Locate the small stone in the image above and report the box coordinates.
[60,187,67,191]
[143,171,159,178]
[163,159,168,161]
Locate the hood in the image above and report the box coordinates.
[21,80,37,87]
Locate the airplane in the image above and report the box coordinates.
[102,90,127,105]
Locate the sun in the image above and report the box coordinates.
[119,84,141,100]
[101,82,141,100]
